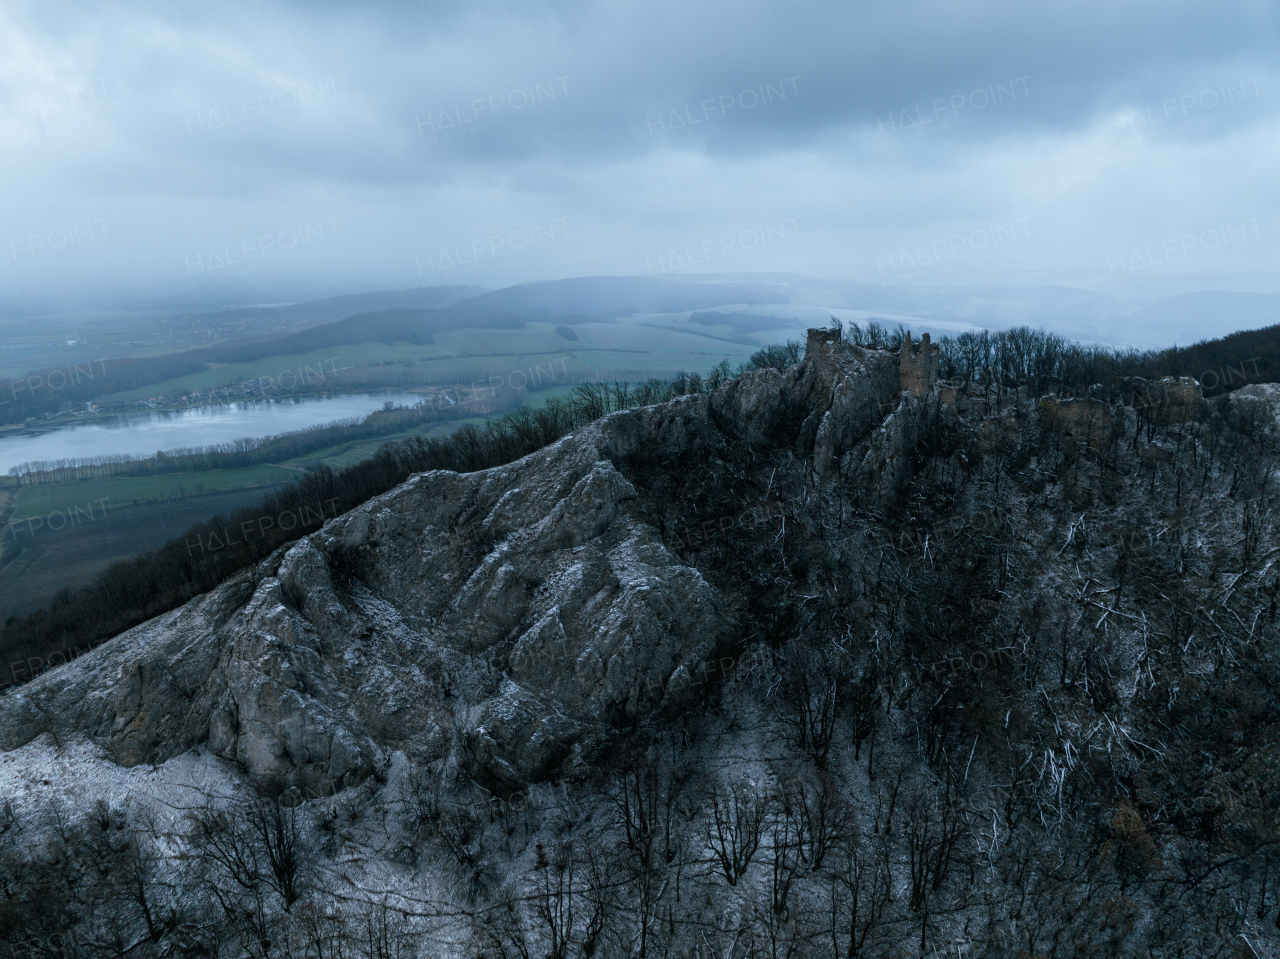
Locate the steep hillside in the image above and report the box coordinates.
[0,330,1277,957]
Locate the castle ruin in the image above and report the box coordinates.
[899,331,939,396]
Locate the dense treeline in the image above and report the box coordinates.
[1141,320,1279,391]
[0,353,794,689]
[0,305,523,425]
[458,275,790,318]
[845,318,1275,396]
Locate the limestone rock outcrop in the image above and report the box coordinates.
[0,332,929,792]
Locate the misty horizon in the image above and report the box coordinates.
[0,0,1275,329]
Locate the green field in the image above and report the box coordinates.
[101,322,756,404]
[107,342,431,401]
[272,417,461,470]
[0,485,296,617]
[8,465,300,520]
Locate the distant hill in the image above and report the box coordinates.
[1,272,799,424]
[187,285,486,331]
[453,276,792,322]
[203,306,523,362]
[1102,291,1280,349]
[4,274,1273,426]
[1146,320,1280,394]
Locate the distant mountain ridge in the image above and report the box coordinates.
[452,275,792,321]
[180,285,486,331]
[2,275,1275,426]
[0,277,794,425]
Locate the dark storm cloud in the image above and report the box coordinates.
[0,0,1276,317]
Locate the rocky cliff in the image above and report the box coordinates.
[0,334,907,795]
[2,333,1277,957]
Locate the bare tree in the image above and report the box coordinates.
[777,773,848,873]
[705,780,768,886]
[608,744,685,957]
[776,643,846,769]
[295,902,351,959]
[751,818,807,959]
[471,881,530,959]
[845,670,880,765]
[356,900,414,959]
[120,829,172,946]
[250,796,309,912]
[610,747,681,869]
[827,831,891,959]
[905,793,961,913]
[189,793,312,914]
[436,800,494,900]
[530,841,577,959]
[403,764,443,843]
[579,839,623,958]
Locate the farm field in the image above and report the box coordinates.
[96,321,756,405]
[0,311,185,382]
[105,342,432,401]
[6,465,300,520]
[273,414,476,470]
[0,286,483,381]
[0,485,294,618]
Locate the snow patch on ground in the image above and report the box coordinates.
[0,734,247,826]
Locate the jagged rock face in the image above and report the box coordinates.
[0,349,904,793]
[13,336,1259,800]
[4,338,1278,956]
[1227,382,1280,438]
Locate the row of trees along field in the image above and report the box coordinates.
[6,388,526,486]
[0,306,524,425]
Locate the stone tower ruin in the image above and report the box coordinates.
[805,327,843,374]
[899,331,939,396]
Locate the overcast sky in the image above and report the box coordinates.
[0,0,1277,312]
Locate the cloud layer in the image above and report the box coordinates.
[1,0,1276,320]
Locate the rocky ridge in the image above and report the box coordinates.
[2,328,1279,957]
[0,330,915,794]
